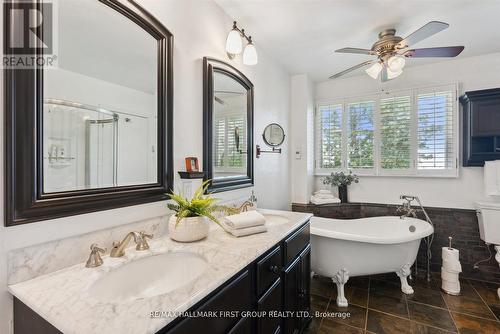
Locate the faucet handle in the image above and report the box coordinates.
[135,231,153,251]
[90,243,106,253]
[86,243,106,268]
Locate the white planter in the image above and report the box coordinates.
[168,215,209,242]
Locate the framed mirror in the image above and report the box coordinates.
[203,57,254,193]
[263,123,285,147]
[4,0,173,226]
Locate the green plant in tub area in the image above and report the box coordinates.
[167,180,238,226]
[322,171,359,187]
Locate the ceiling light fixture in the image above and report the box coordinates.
[365,62,383,79]
[387,54,406,72]
[225,21,258,65]
[387,67,403,80]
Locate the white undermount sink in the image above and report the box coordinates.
[262,213,290,225]
[89,251,208,302]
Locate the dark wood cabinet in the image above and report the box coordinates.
[163,220,310,334]
[460,88,500,166]
[14,221,311,334]
[283,245,311,334]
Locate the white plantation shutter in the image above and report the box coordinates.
[314,84,457,177]
[379,94,412,170]
[213,114,247,169]
[316,104,343,170]
[227,115,246,168]
[213,117,225,168]
[347,100,374,170]
[417,87,456,174]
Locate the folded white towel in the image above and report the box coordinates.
[224,211,266,229]
[221,222,268,237]
[310,196,340,205]
[313,194,336,199]
[314,190,333,195]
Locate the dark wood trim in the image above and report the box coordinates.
[4,0,174,226]
[202,57,254,193]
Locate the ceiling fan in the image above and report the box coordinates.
[330,21,464,82]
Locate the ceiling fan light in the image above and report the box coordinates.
[365,62,383,79]
[387,67,403,80]
[243,41,258,65]
[226,28,242,55]
[388,55,406,71]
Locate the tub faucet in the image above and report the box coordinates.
[397,196,417,218]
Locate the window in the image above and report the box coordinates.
[213,114,246,170]
[317,104,342,169]
[347,101,374,169]
[379,94,412,170]
[315,84,457,177]
[417,90,454,171]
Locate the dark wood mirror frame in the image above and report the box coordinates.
[4,0,174,226]
[202,57,254,193]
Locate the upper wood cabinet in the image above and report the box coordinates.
[460,88,500,167]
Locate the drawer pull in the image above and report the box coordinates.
[269,265,281,274]
[298,288,306,298]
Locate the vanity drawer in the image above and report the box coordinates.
[166,270,251,334]
[257,279,283,334]
[284,222,310,266]
[256,246,282,296]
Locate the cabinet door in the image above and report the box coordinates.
[283,256,301,334]
[258,279,283,334]
[299,245,311,330]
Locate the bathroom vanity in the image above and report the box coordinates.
[9,210,312,334]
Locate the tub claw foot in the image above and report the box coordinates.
[332,268,349,307]
[396,264,414,295]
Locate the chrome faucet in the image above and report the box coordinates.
[86,244,106,268]
[110,231,153,257]
[397,195,417,218]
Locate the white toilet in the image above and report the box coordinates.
[475,201,500,297]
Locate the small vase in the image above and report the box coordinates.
[338,185,348,203]
[168,215,209,242]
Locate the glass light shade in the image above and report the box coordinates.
[387,67,403,79]
[243,42,258,65]
[225,29,242,55]
[365,62,383,79]
[387,55,406,72]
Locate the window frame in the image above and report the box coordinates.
[315,84,459,178]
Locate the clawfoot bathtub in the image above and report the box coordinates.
[311,216,434,307]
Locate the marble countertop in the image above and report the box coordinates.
[8,209,312,334]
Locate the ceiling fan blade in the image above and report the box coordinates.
[329,60,374,79]
[405,46,464,58]
[335,47,375,55]
[397,21,449,48]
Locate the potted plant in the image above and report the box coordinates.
[322,171,359,203]
[167,180,236,242]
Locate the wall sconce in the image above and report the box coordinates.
[225,21,258,65]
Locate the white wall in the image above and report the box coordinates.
[0,0,291,332]
[290,74,315,203]
[309,52,500,209]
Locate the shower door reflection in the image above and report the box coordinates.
[43,100,156,193]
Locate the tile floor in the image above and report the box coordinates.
[305,272,500,334]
